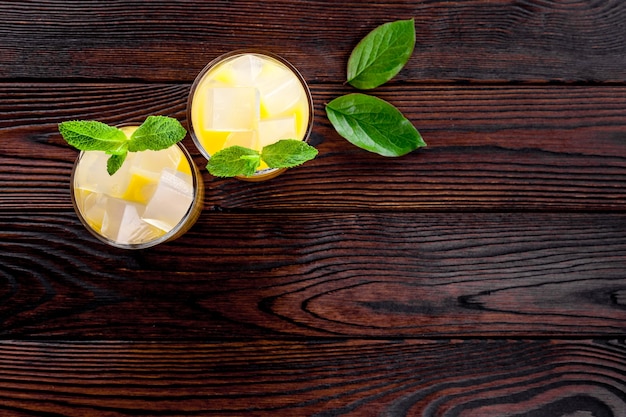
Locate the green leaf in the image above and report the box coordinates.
[107,152,127,175]
[58,120,127,154]
[60,115,187,177]
[206,146,261,177]
[128,115,187,152]
[347,18,416,90]
[261,139,318,169]
[325,93,425,157]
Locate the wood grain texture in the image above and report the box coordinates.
[1,211,624,338]
[2,1,626,415]
[2,83,626,211]
[0,339,623,416]
[2,0,626,83]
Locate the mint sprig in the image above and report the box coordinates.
[58,120,128,154]
[326,19,426,157]
[106,153,127,176]
[262,139,318,168]
[206,139,318,178]
[128,115,187,152]
[207,146,261,177]
[58,115,187,175]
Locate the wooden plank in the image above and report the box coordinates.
[2,83,626,211]
[0,339,623,416]
[2,0,626,82]
[1,211,624,338]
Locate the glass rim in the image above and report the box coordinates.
[70,141,203,250]
[186,49,314,179]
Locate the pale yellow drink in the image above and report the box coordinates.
[188,51,313,180]
[71,126,203,249]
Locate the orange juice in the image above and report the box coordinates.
[188,50,313,180]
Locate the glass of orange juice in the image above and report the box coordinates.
[70,126,204,249]
[187,50,313,181]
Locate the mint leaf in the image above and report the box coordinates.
[206,146,261,177]
[107,152,127,175]
[206,140,318,177]
[58,120,127,154]
[326,93,425,157]
[128,115,187,152]
[261,139,318,169]
[347,18,415,90]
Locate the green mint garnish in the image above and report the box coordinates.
[326,18,426,157]
[261,139,319,168]
[58,115,187,175]
[326,93,424,157]
[347,18,416,90]
[106,153,127,176]
[207,146,262,177]
[206,139,318,178]
[127,115,187,152]
[58,120,128,154]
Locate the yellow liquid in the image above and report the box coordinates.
[190,52,311,173]
[72,126,202,247]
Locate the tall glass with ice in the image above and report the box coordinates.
[71,126,204,249]
[187,50,313,181]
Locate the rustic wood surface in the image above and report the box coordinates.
[1,1,625,416]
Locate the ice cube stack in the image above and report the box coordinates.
[196,53,308,153]
[73,146,194,245]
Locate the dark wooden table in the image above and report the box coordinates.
[2,1,626,415]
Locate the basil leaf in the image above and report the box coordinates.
[128,115,187,152]
[206,146,261,177]
[58,120,127,154]
[325,93,425,157]
[261,139,318,169]
[347,18,416,90]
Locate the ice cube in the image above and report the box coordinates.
[120,219,164,245]
[203,87,260,132]
[142,168,194,232]
[128,147,182,181]
[79,191,108,230]
[74,151,132,198]
[258,116,297,148]
[227,54,264,86]
[100,197,163,244]
[224,130,259,151]
[257,62,302,116]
